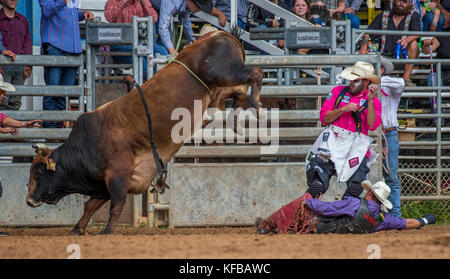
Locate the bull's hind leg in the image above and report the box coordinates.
[70,197,108,235]
[100,176,128,235]
[246,67,263,110]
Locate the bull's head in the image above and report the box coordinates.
[26,143,60,208]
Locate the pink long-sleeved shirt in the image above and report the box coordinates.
[320,85,382,135]
[104,0,158,24]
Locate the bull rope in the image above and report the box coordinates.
[123,76,170,194]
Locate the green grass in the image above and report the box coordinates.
[401,200,450,225]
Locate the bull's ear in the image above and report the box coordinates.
[46,158,56,172]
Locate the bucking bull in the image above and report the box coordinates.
[26,31,263,235]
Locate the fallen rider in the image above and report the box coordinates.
[256,180,436,234]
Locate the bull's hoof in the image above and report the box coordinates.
[69,226,85,236]
[99,229,112,235]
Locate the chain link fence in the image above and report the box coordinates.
[399,162,450,224]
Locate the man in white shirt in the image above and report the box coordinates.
[380,56,405,218]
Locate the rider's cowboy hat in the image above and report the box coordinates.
[361,180,393,210]
[0,75,15,92]
[341,61,381,84]
[190,0,213,13]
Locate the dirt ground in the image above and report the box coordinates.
[0,226,449,259]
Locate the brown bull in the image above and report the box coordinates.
[26,31,262,234]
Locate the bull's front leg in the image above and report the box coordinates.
[70,197,108,235]
[100,176,128,235]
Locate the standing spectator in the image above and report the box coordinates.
[104,0,166,80]
[0,79,42,237]
[38,0,94,129]
[213,0,249,29]
[379,56,405,218]
[366,0,421,87]
[150,0,215,56]
[0,0,32,110]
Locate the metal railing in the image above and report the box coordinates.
[0,54,84,155]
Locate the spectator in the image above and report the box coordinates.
[422,36,450,86]
[256,180,437,235]
[309,0,332,26]
[0,79,42,237]
[379,56,405,218]
[420,0,444,31]
[38,0,94,129]
[0,0,32,110]
[323,0,361,28]
[150,0,214,56]
[104,0,167,81]
[213,0,249,29]
[291,0,328,54]
[436,0,450,29]
[247,0,288,30]
[366,0,421,87]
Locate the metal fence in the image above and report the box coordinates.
[351,28,450,223]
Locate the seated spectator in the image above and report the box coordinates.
[0,0,33,110]
[213,0,249,30]
[316,0,360,28]
[291,0,327,54]
[436,0,450,29]
[104,0,167,81]
[247,0,288,30]
[365,0,420,87]
[150,0,214,56]
[416,0,444,31]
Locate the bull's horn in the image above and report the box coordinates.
[32,143,50,156]
[32,143,49,151]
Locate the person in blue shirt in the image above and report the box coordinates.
[213,0,249,29]
[38,0,94,129]
[150,0,214,56]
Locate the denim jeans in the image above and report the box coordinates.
[43,44,78,128]
[422,11,444,31]
[383,130,401,217]
[341,12,360,29]
[110,43,168,81]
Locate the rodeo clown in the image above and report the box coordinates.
[307,60,382,199]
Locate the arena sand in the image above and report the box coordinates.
[0,226,448,259]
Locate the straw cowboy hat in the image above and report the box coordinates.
[0,75,15,92]
[361,180,393,210]
[341,61,381,84]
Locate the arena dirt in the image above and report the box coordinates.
[0,226,448,259]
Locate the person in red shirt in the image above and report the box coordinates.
[305,61,382,199]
